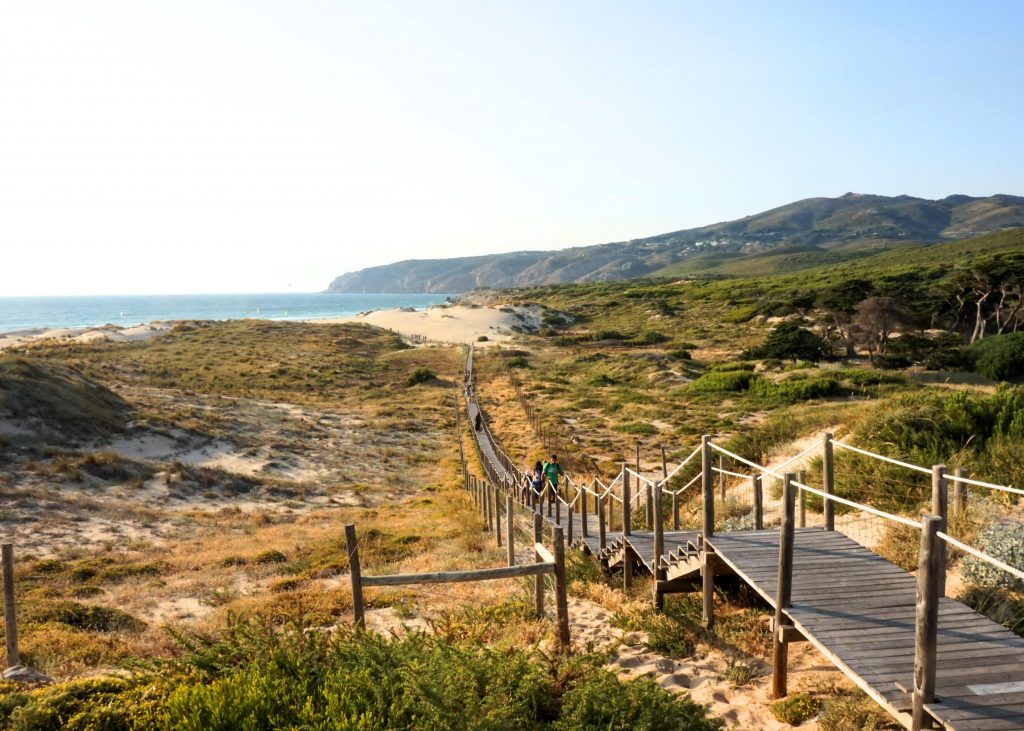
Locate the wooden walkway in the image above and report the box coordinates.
[463,354,1024,730]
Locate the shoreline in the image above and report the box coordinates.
[0,303,539,351]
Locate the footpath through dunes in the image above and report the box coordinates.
[462,345,1024,731]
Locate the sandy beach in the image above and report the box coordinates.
[325,303,544,345]
[0,322,173,351]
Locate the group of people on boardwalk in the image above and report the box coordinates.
[522,455,563,507]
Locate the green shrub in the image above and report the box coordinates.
[770,692,821,725]
[614,422,658,436]
[968,332,1024,381]
[405,367,435,386]
[633,330,670,345]
[959,585,1024,637]
[28,601,144,633]
[747,322,828,362]
[253,549,288,565]
[689,371,756,393]
[722,305,758,324]
[506,356,530,368]
[962,521,1024,589]
[750,376,839,404]
[667,348,692,361]
[476,335,489,342]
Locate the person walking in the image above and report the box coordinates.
[542,455,564,507]
[527,460,544,507]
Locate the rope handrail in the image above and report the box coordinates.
[941,472,1024,497]
[829,439,933,476]
[624,467,657,486]
[938,531,1024,583]
[658,444,702,485]
[710,440,920,530]
[772,440,823,471]
[711,466,749,480]
[662,472,701,496]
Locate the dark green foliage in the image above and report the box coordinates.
[506,356,530,368]
[634,330,670,345]
[750,376,839,404]
[747,322,828,362]
[614,422,658,436]
[2,619,721,731]
[770,692,821,725]
[874,332,968,370]
[476,335,490,342]
[406,366,436,386]
[253,549,288,565]
[967,332,1024,380]
[689,371,756,393]
[27,601,145,633]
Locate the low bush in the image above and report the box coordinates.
[967,331,1024,381]
[770,692,821,725]
[962,521,1024,589]
[689,371,756,393]
[406,367,435,386]
[613,422,658,436]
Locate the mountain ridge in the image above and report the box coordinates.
[326,193,1024,293]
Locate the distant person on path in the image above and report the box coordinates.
[475,412,482,432]
[542,455,564,505]
[528,460,544,505]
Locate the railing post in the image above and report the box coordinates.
[653,479,665,609]
[506,495,515,566]
[912,516,942,731]
[931,465,947,597]
[719,454,726,501]
[645,482,654,528]
[823,433,835,531]
[953,467,968,520]
[547,482,553,517]
[622,464,632,536]
[598,494,607,550]
[555,489,561,525]
[798,469,807,529]
[495,485,502,547]
[553,526,570,651]
[567,497,574,546]
[485,481,493,531]
[701,435,715,628]
[581,482,589,538]
[701,435,713,540]
[672,490,680,531]
[533,513,544,618]
[772,473,796,699]
[753,474,763,530]
[344,525,365,630]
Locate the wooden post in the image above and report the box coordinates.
[622,464,632,535]
[772,474,796,700]
[653,478,665,609]
[553,526,571,651]
[635,441,641,475]
[953,467,968,520]
[823,433,835,531]
[533,513,545,617]
[547,482,553,517]
[344,525,365,629]
[661,444,668,483]
[555,490,561,525]
[581,482,589,538]
[672,491,680,531]
[701,435,715,628]
[485,481,493,531]
[701,435,713,540]
[912,516,942,731]
[645,482,654,528]
[495,485,503,547]
[598,494,607,550]
[753,474,763,530]
[719,454,726,501]
[798,469,806,529]
[931,465,947,597]
[506,496,515,566]
[567,499,574,546]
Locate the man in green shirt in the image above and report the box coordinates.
[542,455,565,505]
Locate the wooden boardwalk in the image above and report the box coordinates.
[463,353,1024,730]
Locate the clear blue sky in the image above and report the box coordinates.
[1,1,1022,295]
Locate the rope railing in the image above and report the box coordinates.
[659,444,702,484]
[938,531,1024,583]
[829,439,933,476]
[939,471,1023,497]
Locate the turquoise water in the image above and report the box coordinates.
[0,293,451,334]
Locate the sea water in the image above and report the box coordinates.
[0,293,452,334]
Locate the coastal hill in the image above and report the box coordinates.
[326,193,1024,293]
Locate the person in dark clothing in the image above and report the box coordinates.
[474,413,482,432]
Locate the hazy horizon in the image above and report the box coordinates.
[3,1,1023,297]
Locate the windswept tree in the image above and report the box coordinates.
[817,279,873,357]
[951,255,1024,342]
[747,321,829,362]
[852,296,907,355]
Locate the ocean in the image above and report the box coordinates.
[0,293,452,334]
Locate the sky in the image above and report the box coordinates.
[1,1,1022,296]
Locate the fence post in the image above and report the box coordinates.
[635,441,641,475]
[931,465,947,597]
[506,496,515,566]
[547,482,553,517]
[912,516,942,731]
[534,513,545,617]
[598,494,607,550]
[753,474,763,530]
[701,435,715,628]
[344,525,365,630]
[719,454,726,501]
[567,497,574,546]
[1,545,18,667]
[798,469,807,529]
[653,479,665,609]
[553,526,571,651]
[645,482,654,528]
[953,467,968,520]
[495,485,503,547]
[823,433,835,531]
[485,481,493,531]
[581,482,589,538]
[772,474,796,699]
[555,489,561,525]
[622,464,632,536]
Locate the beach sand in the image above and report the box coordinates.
[326,304,542,345]
[0,322,172,351]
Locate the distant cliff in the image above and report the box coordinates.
[326,193,1024,293]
